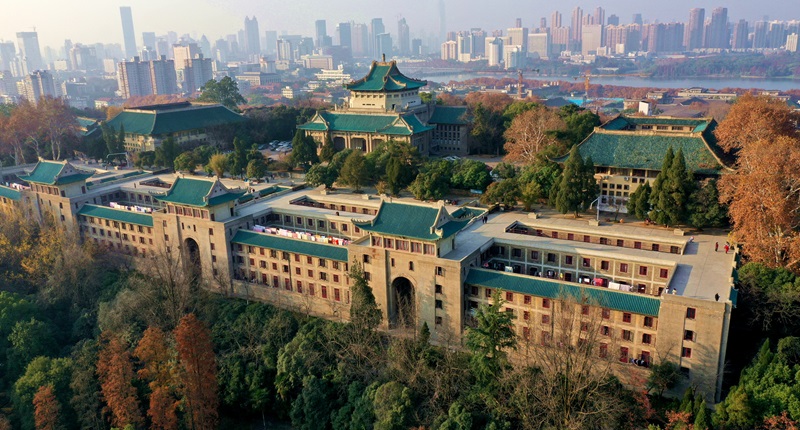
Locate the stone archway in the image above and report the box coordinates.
[351,137,367,152]
[183,238,201,281]
[390,277,416,329]
[333,136,346,151]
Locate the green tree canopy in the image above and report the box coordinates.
[319,134,336,163]
[555,146,598,217]
[305,164,337,189]
[481,178,521,209]
[627,181,652,221]
[338,150,368,191]
[289,130,319,170]
[196,76,247,111]
[451,159,492,191]
[173,151,199,173]
[465,290,516,389]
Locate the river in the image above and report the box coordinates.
[411,71,800,91]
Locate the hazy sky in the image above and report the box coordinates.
[3,0,800,50]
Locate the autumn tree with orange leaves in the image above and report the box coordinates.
[135,327,179,430]
[175,314,219,430]
[503,106,566,164]
[33,385,62,430]
[716,94,800,270]
[97,332,144,429]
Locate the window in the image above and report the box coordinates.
[565,256,573,265]
[470,286,478,296]
[600,237,609,245]
[506,292,514,301]
[319,259,326,268]
[642,334,652,344]
[547,253,556,263]
[541,331,552,346]
[333,274,340,283]
[639,266,648,276]
[307,256,313,264]
[409,262,414,271]
[541,314,550,324]
[305,269,311,276]
[435,300,443,309]
[321,286,328,299]
[294,254,300,262]
[622,313,632,323]
[435,284,443,294]
[334,288,341,302]
[644,316,654,328]
[620,263,629,273]
[436,266,444,276]
[620,347,629,362]
[551,231,558,239]
[616,239,624,247]
[584,235,591,243]
[602,309,611,319]
[622,330,633,341]
[530,250,539,260]
[581,305,589,315]
[681,347,692,358]
[601,326,610,336]
[485,288,493,298]
[435,316,443,325]
[364,272,371,281]
[660,268,669,278]
[634,241,642,249]
[542,298,550,308]
[686,308,696,319]
[308,284,315,296]
[684,330,695,341]
[524,295,531,304]
[512,248,522,257]
[523,311,530,320]
[567,233,574,240]
[522,327,530,339]
[601,261,609,270]
[599,343,608,358]
[363,254,370,264]
[582,258,590,267]
[652,244,660,252]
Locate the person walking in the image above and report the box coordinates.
[724,244,729,254]
[715,242,719,252]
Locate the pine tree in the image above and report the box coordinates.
[556,146,595,217]
[96,333,144,429]
[320,133,336,162]
[338,150,368,191]
[627,182,652,220]
[33,385,62,430]
[230,137,248,178]
[116,124,126,153]
[349,262,382,331]
[175,314,218,430]
[649,146,675,226]
[694,398,710,430]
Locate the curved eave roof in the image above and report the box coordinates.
[344,61,427,92]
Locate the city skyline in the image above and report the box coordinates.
[2,0,800,53]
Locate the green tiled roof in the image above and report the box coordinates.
[158,177,244,207]
[355,201,469,241]
[299,112,431,136]
[553,130,728,174]
[428,106,469,125]
[232,230,348,262]
[345,61,427,92]
[0,185,21,201]
[106,104,245,136]
[78,204,154,227]
[465,268,661,316]
[19,160,94,185]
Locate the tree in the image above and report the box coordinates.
[96,333,143,429]
[13,357,74,430]
[154,137,179,169]
[289,130,319,170]
[37,96,78,161]
[174,314,218,430]
[694,398,710,430]
[627,182,652,221]
[229,137,249,178]
[134,327,178,430]
[714,93,798,153]
[305,164,337,189]
[372,381,413,430]
[555,146,596,217]
[69,340,105,430]
[493,162,517,180]
[33,385,62,430]
[102,122,124,155]
[409,163,450,201]
[6,318,57,382]
[646,361,681,397]
[349,261,382,331]
[338,150,368,191]
[246,159,266,180]
[319,134,336,163]
[207,153,228,178]
[688,179,728,228]
[173,151,199,173]
[289,375,335,430]
[468,103,505,155]
[718,128,800,269]
[481,178,521,209]
[503,106,566,164]
[556,104,601,148]
[518,161,562,206]
[648,147,693,227]
[196,76,246,111]
[451,159,492,191]
[465,290,516,389]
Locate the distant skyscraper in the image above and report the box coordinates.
[21,70,55,102]
[142,32,156,50]
[551,11,562,29]
[607,15,619,26]
[120,7,137,59]
[732,19,749,50]
[316,20,328,48]
[516,18,523,28]
[173,43,211,92]
[376,33,393,58]
[244,16,261,56]
[632,13,643,26]
[507,26,529,53]
[787,33,799,52]
[439,0,446,44]
[265,31,277,55]
[0,42,16,72]
[685,8,705,51]
[117,56,177,99]
[705,7,730,49]
[337,22,352,49]
[370,18,385,57]
[593,7,605,26]
[581,24,602,55]
[16,31,43,74]
[351,23,369,57]
[570,7,583,50]
[411,38,422,55]
[398,18,410,56]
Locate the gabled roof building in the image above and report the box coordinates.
[554,115,733,213]
[299,59,471,156]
